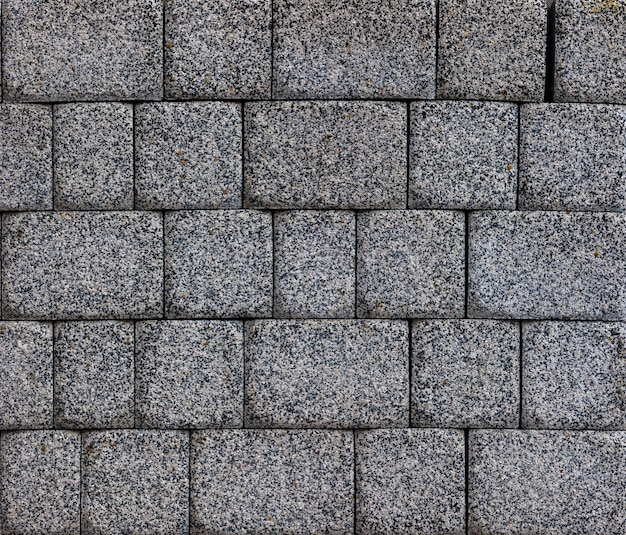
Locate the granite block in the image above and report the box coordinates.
[412,319,520,428]
[409,101,518,210]
[468,211,626,319]
[3,0,162,101]
[245,320,408,428]
[274,211,355,318]
[519,103,626,211]
[469,430,626,533]
[0,104,52,211]
[54,321,134,429]
[522,321,626,430]
[82,430,189,535]
[356,428,465,535]
[3,212,163,320]
[437,0,546,101]
[190,429,353,534]
[357,210,465,318]
[1,431,80,535]
[244,101,406,209]
[165,210,272,318]
[136,320,243,428]
[54,103,134,210]
[165,0,271,99]
[273,0,436,99]
[135,102,242,209]
[0,322,52,430]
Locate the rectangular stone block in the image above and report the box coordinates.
[468,211,626,319]
[244,101,406,209]
[2,212,163,320]
[190,429,353,534]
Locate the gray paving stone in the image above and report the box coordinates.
[3,0,162,101]
[274,211,355,318]
[190,429,353,534]
[136,320,243,429]
[469,430,626,534]
[244,101,406,209]
[82,430,189,535]
[437,0,546,101]
[0,430,80,535]
[468,211,626,320]
[0,322,52,430]
[165,0,271,99]
[2,212,163,320]
[410,101,518,210]
[54,103,134,210]
[273,0,436,99]
[245,320,408,428]
[357,210,465,318]
[356,428,465,535]
[165,210,272,319]
[412,319,520,428]
[135,102,242,210]
[0,104,52,211]
[522,321,626,430]
[519,103,626,211]
[54,321,134,429]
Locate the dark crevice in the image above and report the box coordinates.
[544,0,556,102]
[464,211,469,318]
[464,428,469,535]
[519,321,524,428]
[408,320,413,426]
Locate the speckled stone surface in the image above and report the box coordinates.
[2,212,163,320]
[468,211,626,320]
[135,102,242,210]
[357,210,465,318]
[136,320,243,429]
[469,430,626,534]
[410,101,518,210]
[165,210,272,318]
[437,0,546,101]
[522,321,626,430]
[54,321,134,429]
[244,101,406,209]
[165,0,271,99]
[519,103,626,211]
[3,0,162,101]
[0,430,80,535]
[82,430,189,535]
[54,103,134,210]
[412,319,520,428]
[356,428,465,535]
[190,429,353,534]
[273,0,436,99]
[274,211,355,318]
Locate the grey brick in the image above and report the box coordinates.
[82,430,189,535]
[273,0,436,99]
[245,320,408,428]
[135,102,242,210]
[2,211,163,320]
[244,101,406,209]
[165,210,272,318]
[190,429,353,534]
[409,101,518,210]
[136,320,243,429]
[54,103,133,210]
[165,0,271,99]
[356,429,465,535]
[357,210,465,318]
[437,0,546,101]
[274,211,355,318]
[412,319,519,428]
[3,0,162,101]
[469,430,626,534]
[54,321,134,429]
[468,211,626,320]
